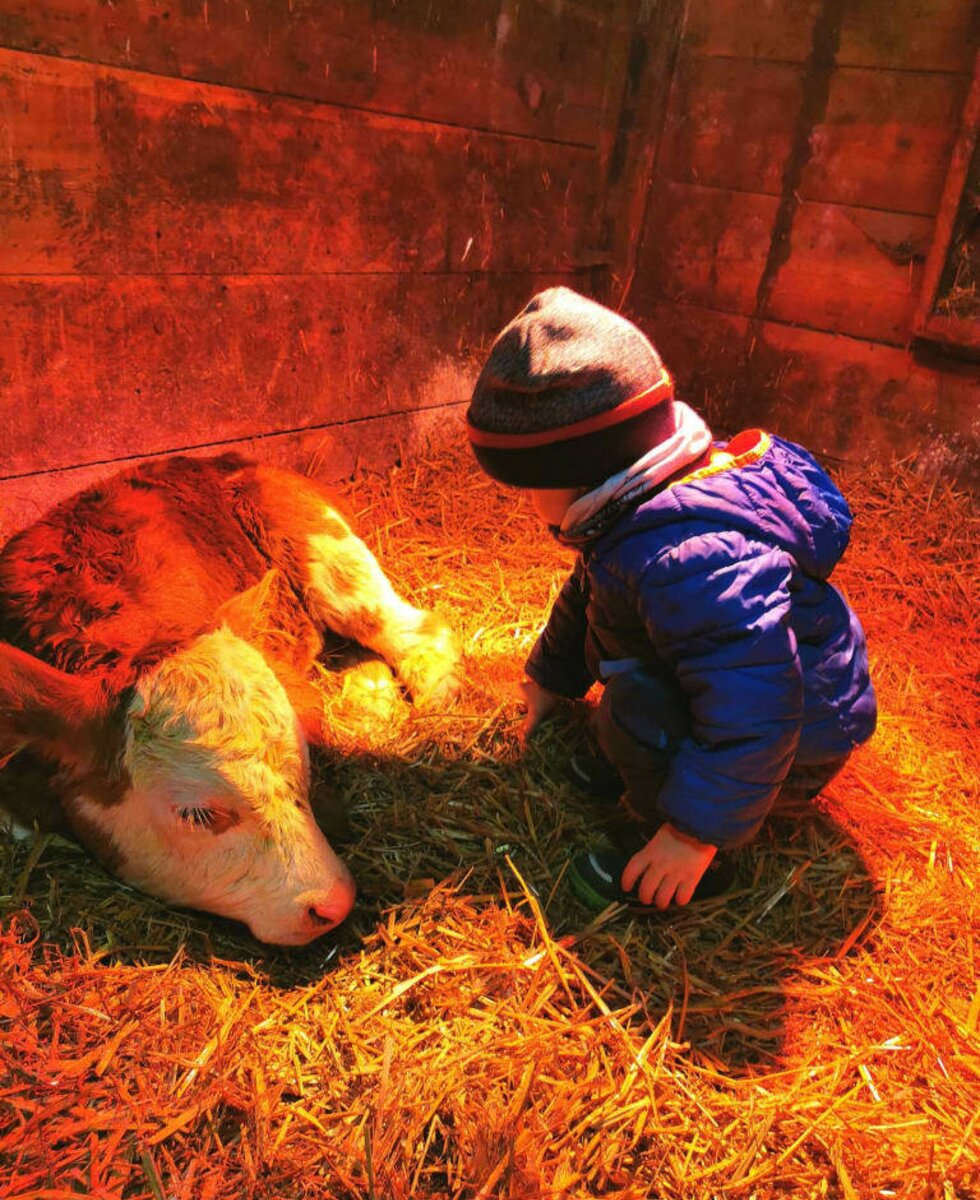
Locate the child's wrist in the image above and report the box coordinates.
[660,821,717,852]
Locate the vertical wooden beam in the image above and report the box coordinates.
[748,0,848,348]
[913,51,980,357]
[591,0,689,308]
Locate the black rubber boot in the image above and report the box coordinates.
[568,848,735,913]
[565,751,626,801]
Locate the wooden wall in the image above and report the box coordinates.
[0,0,633,538]
[2,0,977,538]
[622,0,979,476]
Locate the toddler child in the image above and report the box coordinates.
[465,288,877,912]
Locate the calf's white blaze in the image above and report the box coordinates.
[71,627,354,944]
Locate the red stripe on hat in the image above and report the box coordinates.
[466,372,674,450]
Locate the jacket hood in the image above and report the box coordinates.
[604,431,853,580]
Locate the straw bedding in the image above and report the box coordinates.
[1,438,977,1199]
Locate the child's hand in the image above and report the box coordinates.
[518,677,563,740]
[621,823,717,908]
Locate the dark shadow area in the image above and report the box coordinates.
[0,702,883,1076]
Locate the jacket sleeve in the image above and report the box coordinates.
[629,533,804,847]
[525,556,594,699]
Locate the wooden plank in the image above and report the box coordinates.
[767,204,933,344]
[661,52,970,214]
[622,292,750,421]
[837,1,980,73]
[0,403,464,543]
[914,53,980,355]
[682,0,977,73]
[744,317,979,479]
[635,181,778,315]
[0,271,581,476]
[637,181,929,344]
[682,0,820,65]
[930,355,980,455]
[624,297,979,477]
[659,54,802,195]
[0,49,596,275]
[802,66,972,215]
[0,0,616,145]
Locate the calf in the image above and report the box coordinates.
[0,454,459,945]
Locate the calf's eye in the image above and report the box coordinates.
[174,805,241,834]
[177,806,216,828]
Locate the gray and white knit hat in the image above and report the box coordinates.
[466,287,677,488]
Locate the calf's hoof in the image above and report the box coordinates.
[401,613,461,708]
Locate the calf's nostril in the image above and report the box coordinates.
[307,903,335,927]
[297,877,356,935]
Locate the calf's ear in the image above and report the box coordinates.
[214,570,328,745]
[214,569,322,674]
[0,643,109,769]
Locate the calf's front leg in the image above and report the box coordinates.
[250,466,460,705]
[303,518,460,706]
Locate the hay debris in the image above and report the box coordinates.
[1,439,978,1198]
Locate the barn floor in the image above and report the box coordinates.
[1,440,978,1199]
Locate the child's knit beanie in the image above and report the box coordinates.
[466,287,677,488]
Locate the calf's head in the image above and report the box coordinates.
[0,600,355,946]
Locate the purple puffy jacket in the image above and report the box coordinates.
[526,431,877,848]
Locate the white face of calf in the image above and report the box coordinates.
[32,629,355,945]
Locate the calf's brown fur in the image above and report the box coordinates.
[0,453,459,944]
